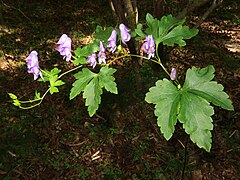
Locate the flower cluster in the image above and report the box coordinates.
[26,23,157,79]
[26,34,72,80]
[86,41,107,69]
[86,23,132,68]
[84,24,156,68]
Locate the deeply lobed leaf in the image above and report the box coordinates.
[70,67,118,116]
[145,65,234,151]
[70,68,96,100]
[145,13,197,46]
[183,66,234,110]
[178,91,214,151]
[145,79,180,140]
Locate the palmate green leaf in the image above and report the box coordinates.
[145,79,180,140]
[40,67,61,82]
[70,67,118,116]
[99,67,118,94]
[145,65,234,151]
[183,66,234,110]
[48,75,65,94]
[145,13,198,46]
[70,68,96,100]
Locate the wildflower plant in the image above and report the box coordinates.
[9,13,234,152]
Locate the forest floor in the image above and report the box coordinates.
[0,0,239,179]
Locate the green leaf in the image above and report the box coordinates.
[73,56,87,66]
[146,13,155,25]
[53,80,65,87]
[8,93,17,100]
[161,25,199,46]
[49,75,58,86]
[50,68,61,75]
[158,15,186,37]
[73,43,99,65]
[178,91,214,152]
[41,68,61,82]
[135,23,146,40]
[50,86,59,94]
[13,99,21,107]
[183,66,234,110]
[83,78,103,117]
[145,79,180,140]
[145,14,198,46]
[99,67,118,94]
[70,68,96,100]
[34,91,41,100]
[145,65,234,151]
[70,67,118,116]
[94,26,113,45]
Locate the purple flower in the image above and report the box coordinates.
[26,51,43,80]
[141,35,155,59]
[56,34,71,61]
[87,53,97,68]
[119,24,131,45]
[170,68,176,80]
[98,41,106,64]
[107,30,117,53]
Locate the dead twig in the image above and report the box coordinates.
[1,0,34,25]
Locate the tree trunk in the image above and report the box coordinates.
[195,0,223,27]
[108,0,142,89]
[177,0,210,20]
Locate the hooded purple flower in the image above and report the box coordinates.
[56,34,71,61]
[98,41,106,64]
[107,30,117,53]
[170,68,176,80]
[26,51,43,80]
[141,35,155,59]
[87,53,97,68]
[119,24,131,45]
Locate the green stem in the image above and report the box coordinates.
[155,43,161,63]
[150,57,181,87]
[19,65,82,109]
[19,88,50,109]
[107,53,150,65]
[58,65,82,79]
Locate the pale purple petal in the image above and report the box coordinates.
[98,41,106,64]
[107,30,117,53]
[170,68,177,80]
[141,35,155,59]
[87,53,97,68]
[26,51,43,80]
[119,24,131,45]
[57,34,68,44]
[56,34,72,61]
